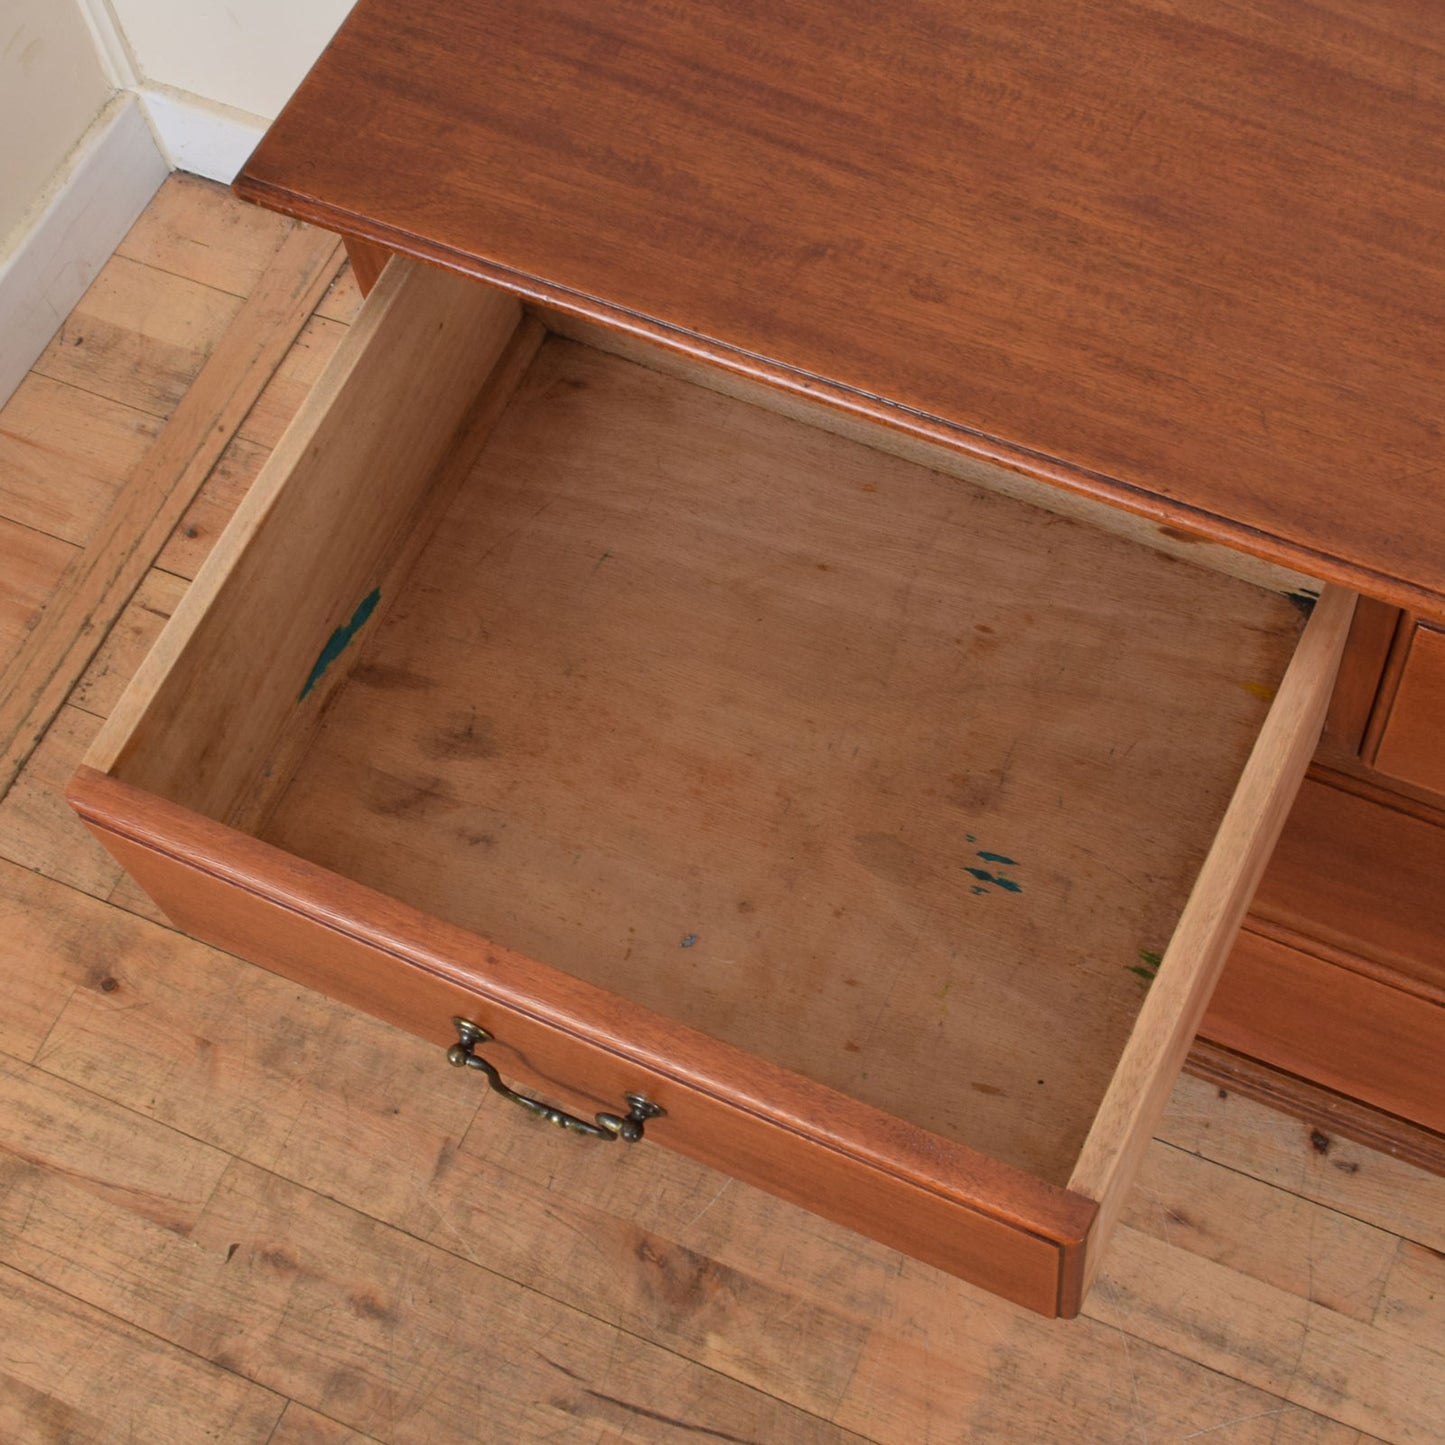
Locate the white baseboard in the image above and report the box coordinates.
[0,79,272,409]
[0,94,170,410]
[74,0,273,185]
[139,87,269,186]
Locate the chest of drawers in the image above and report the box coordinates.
[69,0,1442,1314]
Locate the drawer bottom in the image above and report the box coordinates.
[71,258,1353,1314]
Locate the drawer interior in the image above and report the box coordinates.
[96,263,1313,1189]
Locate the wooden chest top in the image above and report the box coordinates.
[237,0,1445,614]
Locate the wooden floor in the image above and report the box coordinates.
[0,176,1441,1444]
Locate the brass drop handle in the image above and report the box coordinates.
[446,1017,663,1142]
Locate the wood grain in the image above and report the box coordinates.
[32,254,242,419]
[0,373,160,545]
[0,1051,230,1234]
[0,223,343,798]
[1370,623,1445,797]
[261,330,1304,1185]
[25,840,1416,1439]
[229,306,547,838]
[238,0,1445,615]
[342,236,392,296]
[13,171,1438,1441]
[545,305,1318,600]
[1318,597,1402,764]
[1249,774,1445,1003]
[69,766,1094,1317]
[236,314,351,450]
[68,257,1348,1315]
[22,858,882,1421]
[86,260,520,820]
[1203,930,1445,1136]
[1378,1242,1445,1347]
[1186,1039,1445,1178]
[0,856,143,1061]
[0,705,123,898]
[1069,586,1355,1292]
[313,264,364,326]
[1161,1072,1445,1253]
[70,568,188,719]
[1118,1139,1399,1323]
[1089,1226,1445,1445]
[270,1404,383,1444]
[834,1252,1386,1444]
[154,436,269,578]
[117,171,297,297]
[0,516,74,661]
[15,846,1426,1437]
[0,1052,863,1444]
[0,1265,284,1442]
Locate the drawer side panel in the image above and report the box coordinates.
[85,258,525,827]
[1068,585,1354,1294]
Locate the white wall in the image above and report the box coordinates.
[104,0,357,123]
[1,0,353,402]
[66,0,358,181]
[0,0,168,407]
[0,0,115,249]
[3,0,358,264]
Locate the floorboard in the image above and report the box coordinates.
[0,1265,286,1444]
[0,374,160,546]
[0,217,342,795]
[0,174,1439,1444]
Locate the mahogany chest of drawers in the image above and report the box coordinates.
[70,0,1444,1314]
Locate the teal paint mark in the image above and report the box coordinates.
[300,588,380,700]
[964,867,1022,893]
[976,851,1019,866]
[1127,947,1164,987]
[966,834,977,843]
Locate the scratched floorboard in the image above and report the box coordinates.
[0,177,1440,1445]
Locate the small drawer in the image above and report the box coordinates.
[1369,622,1445,798]
[69,258,1353,1317]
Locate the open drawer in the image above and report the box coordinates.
[69,258,1354,1317]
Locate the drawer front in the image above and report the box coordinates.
[70,765,1094,1317]
[1204,929,1445,1136]
[1211,771,1445,1147]
[1371,622,1445,798]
